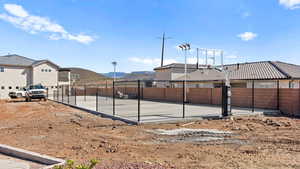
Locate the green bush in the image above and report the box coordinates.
[54,159,99,169]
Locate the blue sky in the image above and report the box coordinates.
[1,0,300,73]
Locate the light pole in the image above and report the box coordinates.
[178,43,191,103]
[112,61,117,81]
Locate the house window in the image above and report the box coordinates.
[1,86,4,90]
[0,67,4,72]
[49,69,51,72]
[41,69,44,72]
[16,86,19,89]
[8,86,12,90]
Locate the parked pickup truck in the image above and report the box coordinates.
[9,84,47,101]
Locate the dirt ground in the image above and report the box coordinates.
[0,100,299,169]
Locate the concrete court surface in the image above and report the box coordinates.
[0,154,46,169]
[52,95,274,123]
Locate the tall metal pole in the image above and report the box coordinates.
[84,85,86,101]
[196,48,199,69]
[68,85,70,104]
[158,33,171,67]
[182,81,185,118]
[221,50,224,69]
[96,88,98,112]
[75,87,77,106]
[184,49,187,103]
[113,65,116,81]
[113,81,115,116]
[161,32,165,67]
[213,50,216,65]
[252,80,255,112]
[112,61,117,82]
[62,85,64,103]
[137,80,141,122]
[205,49,208,66]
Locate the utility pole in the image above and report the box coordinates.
[196,48,199,69]
[158,33,171,67]
[205,49,208,66]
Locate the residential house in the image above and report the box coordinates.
[0,54,69,99]
[155,61,300,88]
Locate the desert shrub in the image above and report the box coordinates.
[54,159,99,169]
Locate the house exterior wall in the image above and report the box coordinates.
[0,66,30,99]
[32,63,58,87]
[155,71,171,80]
[32,63,59,98]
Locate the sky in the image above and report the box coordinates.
[1,0,300,73]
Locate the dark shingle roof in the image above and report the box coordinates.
[0,54,36,66]
[0,54,59,68]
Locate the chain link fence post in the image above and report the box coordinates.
[138,80,141,122]
[75,87,77,106]
[182,81,185,118]
[113,81,115,116]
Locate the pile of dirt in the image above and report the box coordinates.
[0,101,299,169]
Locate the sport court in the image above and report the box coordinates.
[53,95,274,123]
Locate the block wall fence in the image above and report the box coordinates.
[69,87,300,117]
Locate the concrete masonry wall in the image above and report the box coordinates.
[71,87,300,117]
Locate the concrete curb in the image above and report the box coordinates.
[0,144,65,169]
[50,100,139,125]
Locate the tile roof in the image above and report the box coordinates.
[225,61,287,80]
[271,61,300,78]
[174,61,300,81]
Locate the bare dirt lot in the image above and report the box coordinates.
[0,100,300,169]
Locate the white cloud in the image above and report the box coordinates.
[237,32,257,41]
[279,0,300,9]
[242,12,251,18]
[4,4,28,17]
[129,57,178,66]
[0,4,94,44]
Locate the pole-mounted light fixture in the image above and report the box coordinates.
[178,43,191,103]
[112,61,117,81]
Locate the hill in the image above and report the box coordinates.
[122,71,155,80]
[103,71,155,80]
[103,72,128,78]
[68,67,111,85]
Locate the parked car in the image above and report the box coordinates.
[25,84,47,101]
[8,88,27,98]
[9,84,47,101]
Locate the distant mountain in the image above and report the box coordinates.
[130,71,155,75]
[68,67,111,85]
[103,72,128,78]
[103,71,155,80]
[122,71,155,80]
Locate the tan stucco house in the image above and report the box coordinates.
[154,61,300,88]
[0,54,69,99]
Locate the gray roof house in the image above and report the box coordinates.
[0,54,68,99]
